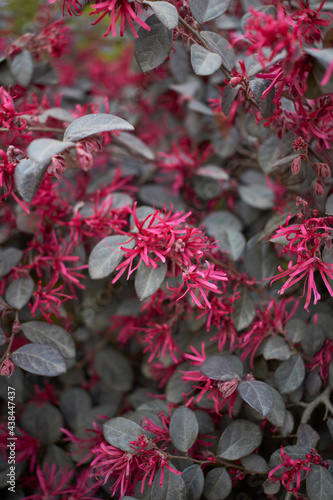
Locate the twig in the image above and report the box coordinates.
[301,385,333,424]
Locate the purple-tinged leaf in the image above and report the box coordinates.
[191,44,222,76]
[249,79,275,118]
[27,138,75,164]
[241,454,268,473]
[275,354,305,394]
[263,337,291,361]
[266,387,286,428]
[64,113,134,142]
[238,380,274,416]
[306,464,333,500]
[88,235,135,280]
[221,84,241,116]
[19,403,64,445]
[200,355,241,381]
[203,468,232,500]
[217,420,262,460]
[170,406,199,452]
[231,287,256,332]
[14,157,50,203]
[143,1,178,30]
[103,417,146,452]
[11,344,67,376]
[200,31,236,71]
[190,0,230,23]
[135,260,167,300]
[0,247,22,279]
[5,276,34,310]
[135,15,173,74]
[21,321,75,359]
[297,423,320,451]
[182,465,204,500]
[10,50,33,87]
[151,465,186,500]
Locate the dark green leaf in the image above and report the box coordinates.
[200,355,241,381]
[95,346,133,392]
[103,417,146,452]
[182,465,204,500]
[19,403,63,445]
[203,467,232,500]
[217,420,262,460]
[60,388,92,430]
[135,261,167,300]
[266,387,286,428]
[0,247,22,279]
[306,464,333,500]
[151,465,186,500]
[169,406,199,452]
[231,287,256,331]
[135,15,173,73]
[64,113,134,142]
[263,337,291,361]
[21,321,75,359]
[11,344,67,376]
[244,234,278,283]
[240,454,268,473]
[5,276,34,310]
[275,354,305,394]
[190,44,222,76]
[238,380,274,416]
[88,235,135,280]
[296,424,320,451]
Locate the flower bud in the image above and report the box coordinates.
[291,156,302,175]
[229,76,243,88]
[314,179,325,196]
[314,162,331,179]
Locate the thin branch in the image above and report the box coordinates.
[0,126,65,134]
[301,385,333,424]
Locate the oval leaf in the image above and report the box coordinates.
[275,354,305,394]
[0,247,22,279]
[200,355,241,381]
[20,403,63,445]
[182,465,204,500]
[266,387,286,428]
[27,138,75,164]
[64,113,134,142]
[231,287,256,332]
[151,465,186,500]
[14,158,50,203]
[200,31,236,71]
[263,337,291,361]
[10,50,33,87]
[190,0,230,23]
[135,15,173,74]
[5,276,34,310]
[114,131,155,160]
[11,344,67,376]
[103,417,146,452]
[217,420,262,460]
[306,464,333,500]
[21,321,75,359]
[203,468,232,500]
[190,44,222,76]
[143,1,178,30]
[238,380,274,417]
[88,235,135,280]
[135,260,167,300]
[170,406,199,452]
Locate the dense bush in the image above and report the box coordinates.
[0,0,333,499]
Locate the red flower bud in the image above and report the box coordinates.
[291,156,302,175]
[314,163,331,179]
